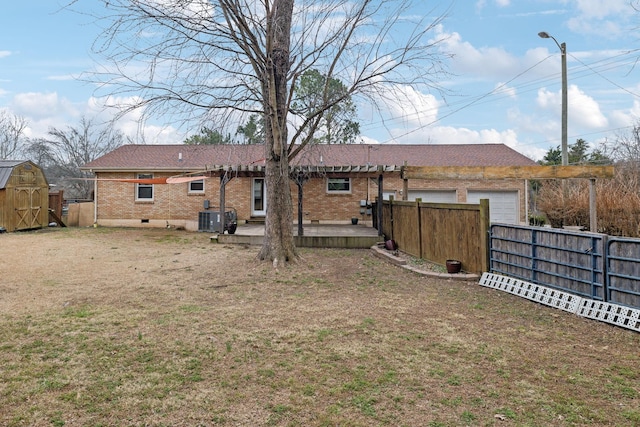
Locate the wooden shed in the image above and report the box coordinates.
[0,160,49,232]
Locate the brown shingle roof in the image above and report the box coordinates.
[82,143,537,171]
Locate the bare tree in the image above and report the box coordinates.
[0,111,28,160]
[75,0,450,265]
[27,117,124,199]
[608,122,640,163]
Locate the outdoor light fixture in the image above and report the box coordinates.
[538,31,568,166]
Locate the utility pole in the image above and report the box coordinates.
[539,31,568,166]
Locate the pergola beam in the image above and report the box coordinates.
[403,165,614,180]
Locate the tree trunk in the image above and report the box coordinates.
[258,0,297,266]
[259,154,296,266]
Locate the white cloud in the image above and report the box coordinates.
[567,0,632,37]
[434,26,521,80]
[573,0,628,19]
[569,86,608,129]
[401,123,546,160]
[12,92,78,120]
[0,50,11,58]
[495,82,517,99]
[360,135,381,145]
[609,100,640,129]
[372,122,547,160]
[426,126,517,146]
[4,91,181,144]
[46,75,77,81]
[537,85,607,130]
[381,84,440,127]
[85,95,184,144]
[358,83,441,144]
[474,0,510,12]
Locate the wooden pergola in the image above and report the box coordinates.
[208,164,401,236]
[206,163,614,235]
[402,165,615,232]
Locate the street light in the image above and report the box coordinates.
[538,31,568,166]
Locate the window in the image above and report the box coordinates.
[189,179,204,193]
[327,177,351,193]
[136,173,154,200]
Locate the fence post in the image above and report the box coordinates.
[600,234,608,302]
[532,228,538,283]
[377,173,384,237]
[416,198,423,259]
[479,199,490,272]
[589,178,597,232]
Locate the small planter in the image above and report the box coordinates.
[351,217,359,225]
[446,259,462,274]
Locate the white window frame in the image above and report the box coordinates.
[327,177,351,194]
[136,173,154,201]
[188,179,205,194]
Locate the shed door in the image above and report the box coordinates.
[14,187,44,230]
[467,190,518,224]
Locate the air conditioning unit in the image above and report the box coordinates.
[198,211,220,232]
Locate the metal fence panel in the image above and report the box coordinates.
[490,225,606,300]
[607,238,640,308]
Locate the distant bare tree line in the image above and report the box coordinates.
[0,112,124,199]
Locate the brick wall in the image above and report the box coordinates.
[293,176,368,222]
[96,173,212,221]
[95,172,528,225]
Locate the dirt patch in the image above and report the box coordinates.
[1,227,639,426]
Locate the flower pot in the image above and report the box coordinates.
[446,259,462,274]
[384,239,397,251]
[351,217,358,225]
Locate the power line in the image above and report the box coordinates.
[359,48,640,147]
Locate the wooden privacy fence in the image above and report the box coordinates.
[48,190,64,219]
[379,199,490,274]
[490,224,640,310]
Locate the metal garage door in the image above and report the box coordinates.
[382,191,396,200]
[467,190,518,224]
[408,190,457,203]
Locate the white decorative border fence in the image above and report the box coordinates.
[479,272,640,333]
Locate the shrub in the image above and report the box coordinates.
[536,163,640,237]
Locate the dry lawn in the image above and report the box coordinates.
[0,227,639,427]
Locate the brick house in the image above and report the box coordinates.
[81,143,537,230]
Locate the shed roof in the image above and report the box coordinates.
[82,143,537,172]
[0,160,27,189]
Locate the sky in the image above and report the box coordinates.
[1,0,640,161]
